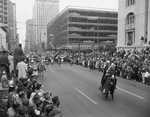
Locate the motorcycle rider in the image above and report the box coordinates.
[99,60,110,89]
[102,63,117,99]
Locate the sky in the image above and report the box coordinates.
[11,0,118,46]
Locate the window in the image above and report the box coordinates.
[126,13,135,24]
[126,0,135,7]
[127,32,134,46]
[4,7,7,10]
[4,11,7,15]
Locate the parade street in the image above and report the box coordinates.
[38,64,150,117]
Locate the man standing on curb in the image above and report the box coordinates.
[13,44,24,79]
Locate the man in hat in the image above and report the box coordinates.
[13,43,24,78]
[98,60,110,89]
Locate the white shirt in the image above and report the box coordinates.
[144,71,149,78]
[7,107,16,117]
[17,61,27,79]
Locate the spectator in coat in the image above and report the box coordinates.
[43,104,54,117]
[51,96,62,117]
[42,91,52,114]
[13,44,24,79]
[0,50,10,80]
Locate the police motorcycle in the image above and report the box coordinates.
[99,63,117,99]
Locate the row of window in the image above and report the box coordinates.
[69,32,117,37]
[126,0,135,7]
[69,10,118,18]
[69,25,117,31]
[69,39,115,44]
[69,18,117,24]
[69,46,93,49]
[0,6,7,11]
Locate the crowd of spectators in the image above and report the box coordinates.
[0,44,62,117]
[72,47,150,85]
[1,44,150,116]
[0,75,62,117]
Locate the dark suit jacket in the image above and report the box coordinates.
[0,54,9,65]
[13,47,23,56]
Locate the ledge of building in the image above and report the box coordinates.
[116,45,150,49]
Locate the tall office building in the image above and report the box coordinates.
[32,0,59,51]
[25,19,34,52]
[0,0,8,27]
[117,0,150,50]
[0,0,8,50]
[8,0,14,50]
[13,3,17,48]
[0,0,17,51]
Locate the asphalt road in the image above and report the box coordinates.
[36,63,150,117]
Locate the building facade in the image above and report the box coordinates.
[13,3,17,48]
[25,19,34,53]
[0,0,8,27]
[0,0,8,50]
[47,6,118,50]
[32,0,59,51]
[117,0,150,50]
[8,0,15,50]
[0,27,6,51]
[0,0,17,51]
[40,29,47,50]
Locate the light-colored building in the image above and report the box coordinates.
[117,0,150,50]
[32,0,59,51]
[0,28,7,51]
[41,29,47,50]
[25,19,34,53]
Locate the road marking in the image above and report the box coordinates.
[49,69,55,73]
[63,67,77,72]
[71,69,77,72]
[74,87,98,104]
[117,87,147,101]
